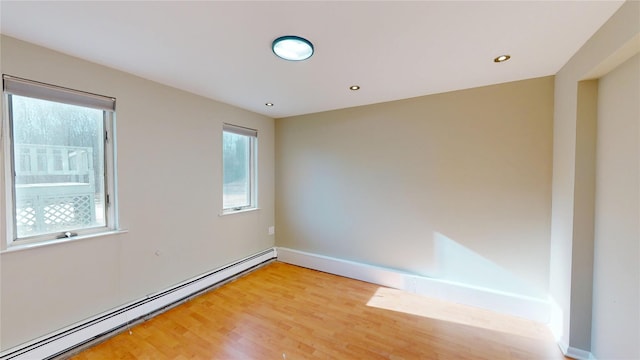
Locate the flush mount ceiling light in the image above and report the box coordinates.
[494,54,511,63]
[272,35,314,61]
[349,85,361,91]
[265,102,274,107]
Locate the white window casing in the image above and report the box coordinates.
[2,75,118,247]
[222,123,257,214]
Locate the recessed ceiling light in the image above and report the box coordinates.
[349,85,361,90]
[494,55,511,63]
[265,103,274,107]
[272,36,314,61]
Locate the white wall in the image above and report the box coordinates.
[591,53,639,359]
[276,76,554,301]
[0,36,275,350]
[549,1,639,353]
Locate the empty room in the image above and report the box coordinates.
[0,1,638,360]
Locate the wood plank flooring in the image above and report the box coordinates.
[69,261,566,359]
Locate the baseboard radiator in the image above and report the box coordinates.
[0,248,277,360]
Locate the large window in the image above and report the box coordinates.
[3,75,117,245]
[222,123,257,213]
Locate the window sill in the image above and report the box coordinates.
[1,229,129,254]
[219,207,260,216]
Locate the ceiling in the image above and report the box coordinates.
[0,1,625,118]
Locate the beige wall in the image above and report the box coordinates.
[0,36,275,350]
[592,53,639,359]
[1,2,636,355]
[549,0,639,353]
[276,76,554,299]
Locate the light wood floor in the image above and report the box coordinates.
[70,261,566,359]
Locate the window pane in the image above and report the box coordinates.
[11,95,106,238]
[223,131,251,209]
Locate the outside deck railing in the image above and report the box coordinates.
[14,144,98,236]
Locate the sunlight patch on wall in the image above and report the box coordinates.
[431,232,544,298]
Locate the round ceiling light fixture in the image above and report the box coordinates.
[272,35,314,61]
[494,54,511,63]
[265,102,274,107]
[349,85,361,91]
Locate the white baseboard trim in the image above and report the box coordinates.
[548,296,565,344]
[548,299,596,360]
[277,247,550,323]
[0,248,276,360]
[565,346,597,360]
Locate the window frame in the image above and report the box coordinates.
[222,123,257,214]
[2,75,118,247]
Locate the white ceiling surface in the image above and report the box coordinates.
[0,1,625,118]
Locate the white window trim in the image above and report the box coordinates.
[222,123,258,215]
[2,75,119,248]
[0,229,128,254]
[218,207,260,217]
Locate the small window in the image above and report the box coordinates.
[222,123,257,213]
[3,75,117,246]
